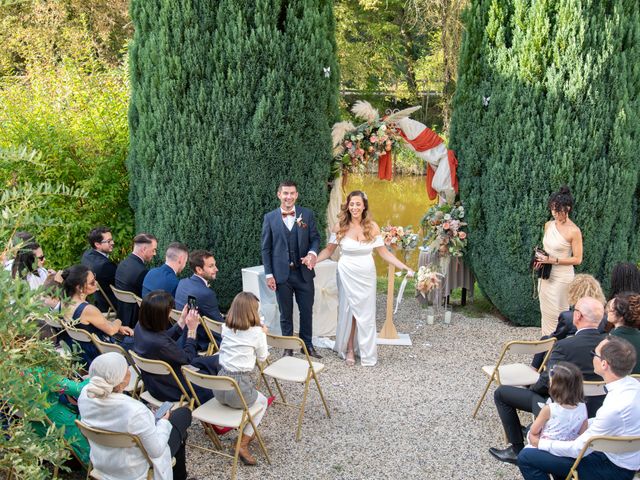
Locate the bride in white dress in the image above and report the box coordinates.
[316,191,414,366]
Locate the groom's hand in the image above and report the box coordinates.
[266,277,276,291]
[301,254,317,270]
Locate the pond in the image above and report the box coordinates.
[343,173,437,274]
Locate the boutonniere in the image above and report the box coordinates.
[296,214,307,229]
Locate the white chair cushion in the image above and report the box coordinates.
[482,363,540,386]
[192,398,265,428]
[262,356,325,383]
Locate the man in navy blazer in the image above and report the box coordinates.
[261,181,321,358]
[142,242,188,297]
[175,250,223,351]
[114,233,157,327]
[81,226,117,313]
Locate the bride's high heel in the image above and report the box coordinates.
[345,350,356,366]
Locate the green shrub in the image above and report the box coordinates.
[0,61,134,267]
[450,0,640,326]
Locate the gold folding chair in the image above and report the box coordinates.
[129,351,190,409]
[631,374,640,381]
[565,435,640,480]
[95,282,118,319]
[472,337,557,418]
[91,335,143,398]
[110,285,139,306]
[259,334,330,441]
[582,380,607,397]
[181,366,271,480]
[75,420,175,480]
[168,309,182,325]
[199,316,222,355]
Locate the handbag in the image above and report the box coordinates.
[530,246,552,280]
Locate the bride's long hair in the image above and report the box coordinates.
[336,190,375,242]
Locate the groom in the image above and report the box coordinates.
[261,181,322,358]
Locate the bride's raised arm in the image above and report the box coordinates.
[315,224,340,263]
[372,223,415,275]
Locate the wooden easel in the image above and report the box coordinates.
[377,264,399,339]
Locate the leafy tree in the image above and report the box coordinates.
[0,60,134,267]
[450,0,640,326]
[1,147,86,479]
[128,0,339,306]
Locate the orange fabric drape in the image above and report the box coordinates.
[377,151,393,180]
[398,127,459,200]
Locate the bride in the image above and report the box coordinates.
[316,191,414,366]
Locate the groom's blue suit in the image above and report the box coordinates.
[261,206,320,348]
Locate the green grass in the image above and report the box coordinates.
[376,277,500,319]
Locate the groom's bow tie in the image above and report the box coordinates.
[282,211,295,217]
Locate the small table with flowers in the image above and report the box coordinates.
[418,247,474,306]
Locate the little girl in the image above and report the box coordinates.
[527,361,588,447]
[212,292,269,466]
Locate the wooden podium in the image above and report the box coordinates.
[378,264,399,339]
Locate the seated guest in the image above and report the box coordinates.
[175,250,223,350]
[31,369,90,465]
[608,262,640,300]
[212,292,270,466]
[532,274,608,369]
[519,336,640,480]
[78,352,192,480]
[115,233,157,327]
[62,265,134,366]
[11,242,49,290]
[133,291,219,403]
[141,242,188,297]
[81,226,118,313]
[489,297,606,464]
[608,293,640,373]
[3,231,35,271]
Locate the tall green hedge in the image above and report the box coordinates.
[450,0,640,326]
[128,0,338,307]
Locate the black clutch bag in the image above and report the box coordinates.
[530,246,552,280]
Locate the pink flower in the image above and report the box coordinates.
[459,231,467,240]
[345,141,353,149]
[442,222,451,230]
[356,148,365,156]
[370,135,378,143]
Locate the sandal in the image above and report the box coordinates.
[345,350,356,366]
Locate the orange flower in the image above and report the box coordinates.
[459,231,467,240]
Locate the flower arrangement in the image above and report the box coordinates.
[421,202,468,257]
[415,265,445,298]
[381,225,419,250]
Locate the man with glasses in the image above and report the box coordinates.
[81,226,118,313]
[489,296,606,465]
[519,336,640,479]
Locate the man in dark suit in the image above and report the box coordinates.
[175,250,223,351]
[489,296,607,464]
[81,226,118,313]
[261,180,321,358]
[114,233,157,327]
[142,242,188,297]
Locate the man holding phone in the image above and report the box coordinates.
[175,250,223,351]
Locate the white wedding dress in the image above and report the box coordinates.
[330,233,384,366]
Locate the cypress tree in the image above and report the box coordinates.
[450,0,640,326]
[128,0,339,306]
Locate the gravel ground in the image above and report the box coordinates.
[184,294,540,480]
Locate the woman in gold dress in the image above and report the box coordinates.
[534,186,583,336]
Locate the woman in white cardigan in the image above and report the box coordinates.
[78,352,192,480]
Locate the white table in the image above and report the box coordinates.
[241,260,338,337]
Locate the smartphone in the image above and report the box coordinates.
[187,295,197,311]
[154,401,173,422]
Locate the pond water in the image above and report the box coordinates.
[343,174,437,274]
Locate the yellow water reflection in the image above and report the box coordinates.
[343,174,437,274]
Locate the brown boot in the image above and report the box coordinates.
[238,434,256,465]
